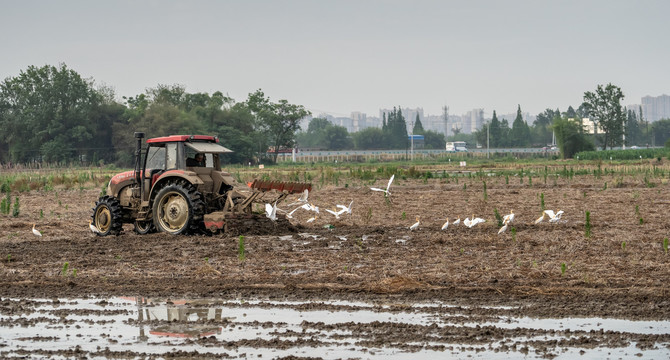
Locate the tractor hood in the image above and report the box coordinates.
[185,142,233,153]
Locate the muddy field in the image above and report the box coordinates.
[1,169,670,358]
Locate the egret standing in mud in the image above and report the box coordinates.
[409,216,420,231]
[441,218,449,231]
[32,224,42,237]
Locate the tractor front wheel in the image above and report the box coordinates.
[152,182,205,235]
[92,196,123,236]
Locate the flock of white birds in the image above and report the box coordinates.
[265,175,565,234]
[30,175,565,237]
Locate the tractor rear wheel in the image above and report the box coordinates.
[92,196,123,236]
[152,181,205,235]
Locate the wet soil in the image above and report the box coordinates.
[1,171,670,358]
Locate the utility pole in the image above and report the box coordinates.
[487,121,490,159]
[442,105,449,140]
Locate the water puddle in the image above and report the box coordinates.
[1,297,669,358]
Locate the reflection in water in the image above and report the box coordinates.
[0,296,669,359]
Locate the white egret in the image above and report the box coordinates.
[535,209,564,224]
[370,174,395,196]
[441,218,449,231]
[325,208,347,219]
[336,200,353,215]
[502,210,515,225]
[409,216,420,231]
[89,220,100,234]
[287,189,309,207]
[285,206,301,219]
[452,216,461,226]
[497,223,508,234]
[306,214,317,223]
[265,202,278,221]
[32,224,42,237]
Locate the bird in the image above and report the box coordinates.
[287,189,309,207]
[497,223,508,234]
[325,207,347,219]
[32,224,42,237]
[535,210,564,224]
[301,203,319,214]
[89,220,100,234]
[306,214,317,223]
[452,216,461,226]
[265,202,277,221]
[336,200,353,215]
[409,216,420,231]
[465,214,485,228]
[502,210,515,225]
[498,210,514,234]
[441,218,449,231]
[370,174,395,196]
[285,206,301,219]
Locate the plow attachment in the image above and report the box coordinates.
[204,179,312,233]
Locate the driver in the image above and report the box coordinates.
[187,153,206,167]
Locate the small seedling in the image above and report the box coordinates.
[511,227,517,242]
[639,217,644,225]
[635,205,639,216]
[585,211,591,238]
[72,269,77,277]
[494,208,503,227]
[540,193,545,211]
[204,257,209,263]
[482,181,487,201]
[39,209,44,219]
[621,241,626,250]
[401,211,406,220]
[561,263,566,275]
[6,254,11,263]
[61,262,69,276]
[663,238,668,254]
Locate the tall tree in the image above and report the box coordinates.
[510,105,531,147]
[246,89,310,163]
[582,83,626,149]
[412,113,424,134]
[489,110,501,147]
[534,108,560,146]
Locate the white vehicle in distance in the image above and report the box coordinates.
[446,141,468,152]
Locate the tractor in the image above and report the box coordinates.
[92,132,310,235]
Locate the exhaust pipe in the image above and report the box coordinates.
[134,132,145,191]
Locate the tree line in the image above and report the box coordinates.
[1,64,668,166]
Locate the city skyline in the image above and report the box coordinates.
[1,1,669,118]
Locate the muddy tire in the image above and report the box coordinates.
[152,181,205,235]
[92,196,123,236]
[133,220,155,235]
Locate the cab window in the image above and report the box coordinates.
[145,146,166,170]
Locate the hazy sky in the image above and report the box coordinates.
[2,0,668,118]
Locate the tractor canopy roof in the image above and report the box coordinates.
[146,135,233,153]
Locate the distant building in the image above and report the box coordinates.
[575,117,602,134]
[640,94,670,122]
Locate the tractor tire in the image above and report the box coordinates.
[92,196,123,236]
[133,220,156,235]
[152,181,205,235]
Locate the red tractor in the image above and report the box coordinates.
[92,132,310,235]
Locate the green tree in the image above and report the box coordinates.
[246,89,310,163]
[0,63,104,163]
[534,108,560,146]
[510,105,531,147]
[422,130,446,149]
[625,109,642,147]
[412,113,424,134]
[552,117,595,158]
[651,119,670,148]
[353,127,385,150]
[382,107,408,149]
[582,83,626,149]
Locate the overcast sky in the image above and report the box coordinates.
[2,0,668,118]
